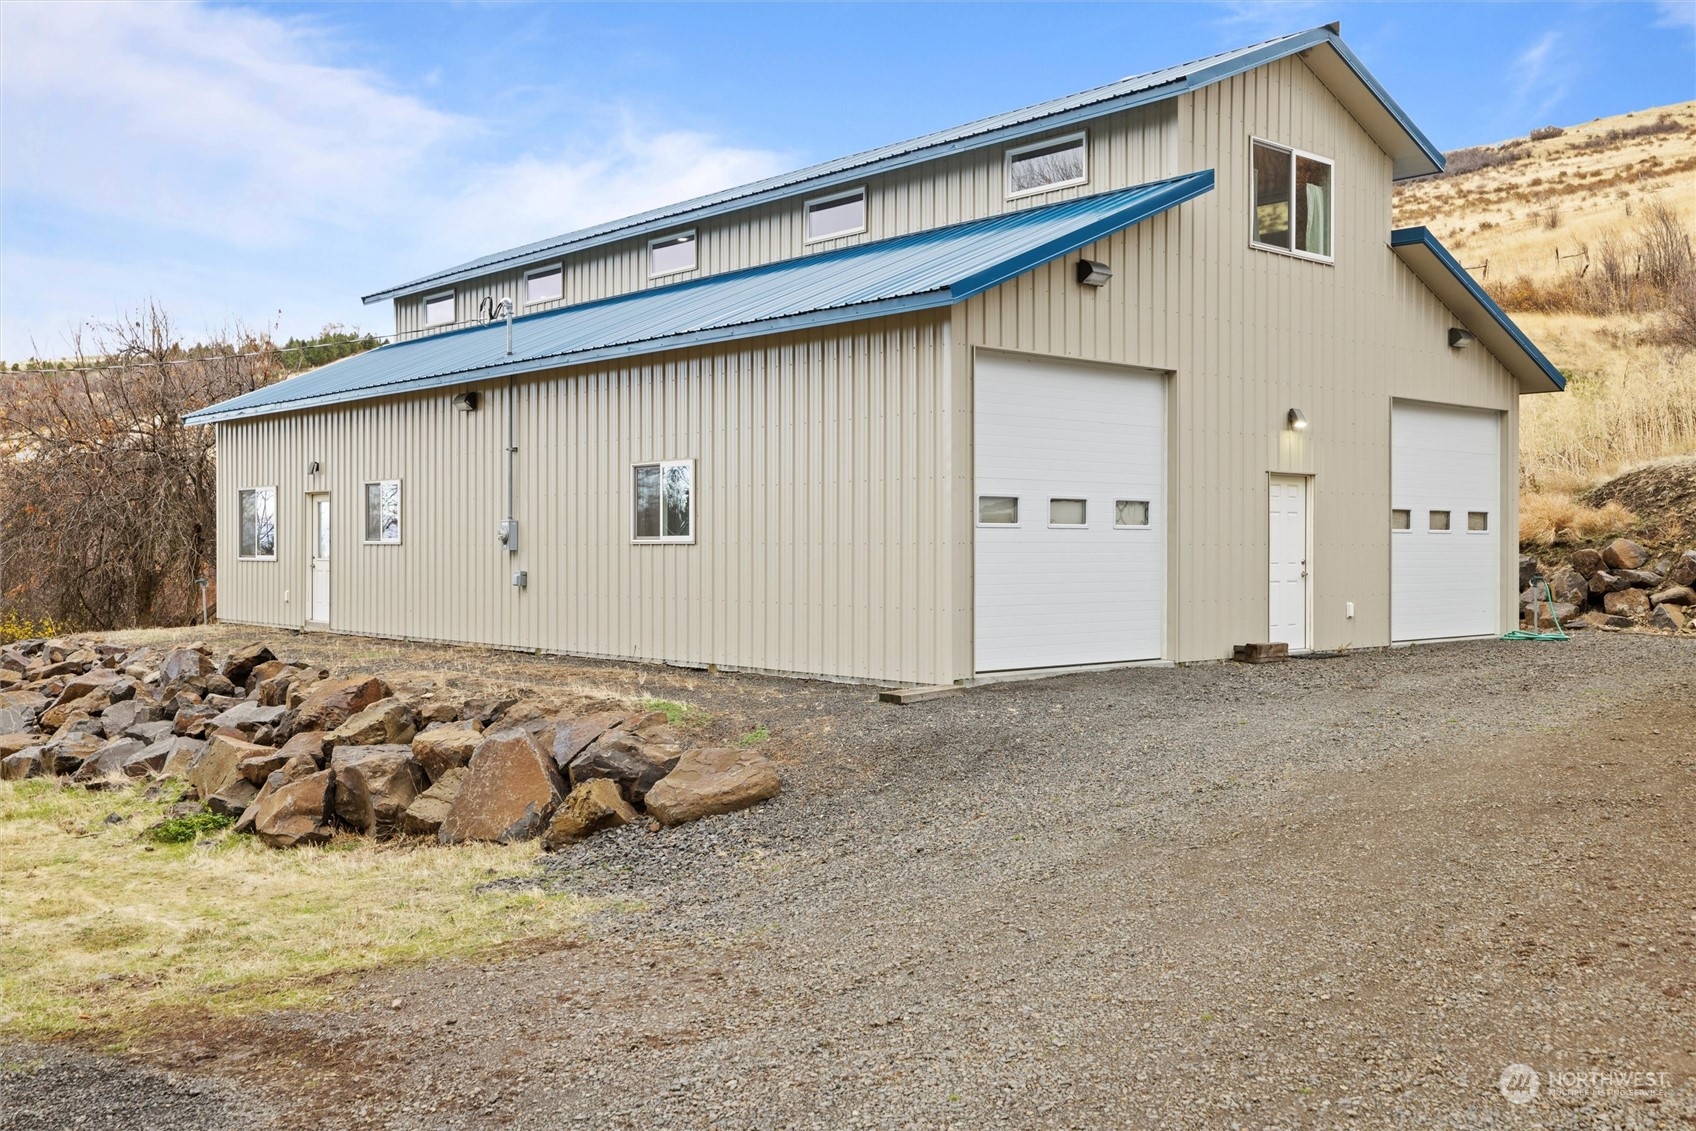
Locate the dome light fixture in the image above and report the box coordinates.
[1287,408,1308,432]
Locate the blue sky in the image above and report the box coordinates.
[2,1,1692,358]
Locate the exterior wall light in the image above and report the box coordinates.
[452,391,479,412]
[306,460,321,475]
[1449,328,1476,348]
[1287,408,1308,432]
[1076,259,1113,286]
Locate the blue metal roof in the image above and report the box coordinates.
[188,171,1214,425]
[363,26,1440,305]
[1390,227,1565,394]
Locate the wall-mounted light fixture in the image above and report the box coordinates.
[1448,328,1476,348]
[452,391,479,412]
[1287,408,1308,432]
[306,460,321,475]
[1076,259,1113,287]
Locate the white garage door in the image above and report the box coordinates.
[974,355,1165,671]
[1391,402,1502,641]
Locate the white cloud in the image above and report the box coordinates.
[1507,30,1570,121]
[1212,2,1329,41]
[1654,1,1696,29]
[0,1,793,354]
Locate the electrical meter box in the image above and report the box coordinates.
[497,519,519,552]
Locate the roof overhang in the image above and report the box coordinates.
[1390,227,1565,394]
[362,27,1439,307]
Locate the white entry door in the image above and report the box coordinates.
[309,495,331,625]
[974,354,1166,672]
[1268,475,1309,650]
[1391,402,1501,641]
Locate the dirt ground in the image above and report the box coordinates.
[2,629,1693,1130]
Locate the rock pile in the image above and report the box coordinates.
[0,638,781,849]
[1520,539,1696,634]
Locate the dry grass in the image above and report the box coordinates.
[0,777,599,1041]
[1518,491,1637,547]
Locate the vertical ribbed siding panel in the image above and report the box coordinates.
[214,313,957,684]
[957,54,1518,664]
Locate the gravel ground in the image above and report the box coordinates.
[5,630,1693,1129]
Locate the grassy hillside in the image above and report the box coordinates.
[1392,102,1696,548]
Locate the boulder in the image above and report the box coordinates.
[1,747,42,781]
[220,643,276,686]
[281,675,389,739]
[238,746,295,785]
[251,769,337,849]
[542,779,638,849]
[0,732,38,758]
[122,735,196,777]
[40,733,103,776]
[1588,570,1630,596]
[255,672,296,707]
[1518,555,1542,589]
[158,736,209,778]
[52,710,105,742]
[41,692,110,733]
[327,697,416,748]
[275,729,329,766]
[550,710,625,771]
[1650,585,1695,607]
[1649,603,1688,632]
[397,767,469,837]
[187,733,271,801]
[1600,538,1649,571]
[568,730,681,804]
[173,704,220,738]
[408,697,461,726]
[411,720,483,783]
[101,698,165,735]
[159,646,215,685]
[208,701,287,737]
[0,690,48,716]
[644,747,781,827]
[50,668,124,708]
[1582,611,1637,629]
[1616,568,1664,590]
[1567,548,1604,578]
[1602,588,1651,618]
[437,729,566,845]
[1529,601,1579,629]
[207,777,261,818]
[1544,566,1588,609]
[0,706,36,734]
[243,659,292,691]
[330,744,426,836]
[1667,551,1696,589]
[70,737,146,783]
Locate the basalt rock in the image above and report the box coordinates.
[437,729,565,845]
[644,747,782,827]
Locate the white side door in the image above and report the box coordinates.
[1391,403,1501,641]
[974,355,1166,672]
[1268,475,1309,650]
[309,495,331,625]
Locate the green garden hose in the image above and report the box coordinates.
[1502,578,1570,641]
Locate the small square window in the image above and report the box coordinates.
[805,188,867,242]
[1007,133,1087,198]
[363,480,401,544]
[1391,508,1411,531]
[1429,510,1451,532]
[525,267,563,305]
[634,460,694,542]
[1468,511,1489,532]
[977,496,1019,525]
[648,231,697,277]
[424,292,455,326]
[238,486,277,560]
[1049,498,1087,527]
[1114,500,1150,528]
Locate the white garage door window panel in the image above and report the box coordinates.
[1391,403,1501,641]
[975,356,1165,671]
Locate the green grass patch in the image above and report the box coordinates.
[147,811,234,844]
[639,697,708,728]
[738,726,769,746]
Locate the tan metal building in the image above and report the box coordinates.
[188,26,1564,686]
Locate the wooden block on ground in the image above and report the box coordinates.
[1231,642,1289,664]
[878,685,963,705]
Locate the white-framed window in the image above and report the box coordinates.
[648,231,697,278]
[1391,508,1411,531]
[363,480,401,544]
[1468,511,1490,533]
[804,187,867,243]
[238,486,277,560]
[977,496,1019,526]
[1429,510,1451,532]
[1251,138,1333,260]
[424,291,455,326]
[1048,498,1087,527]
[1114,499,1151,528]
[524,265,563,305]
[633,460,694,543]
[1006,132,1087,199]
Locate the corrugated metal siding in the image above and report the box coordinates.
[955,54,1519,664]
[393,105,1177,337]
[215,313,958,685]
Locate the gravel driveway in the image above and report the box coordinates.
[5,631,1693,1129]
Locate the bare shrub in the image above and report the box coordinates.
[1574,114,1681,151]
[1529,125,1566,142]
[1519,491,1636,547]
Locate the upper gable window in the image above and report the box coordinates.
[805,188,867,243]
[424,292,455,326]
[648,231,697,278]
[1006,133,1087,199]
[524,266,563,305]
[1252,139,1333,260]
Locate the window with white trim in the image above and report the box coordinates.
[238,486,277,560]
[977,496,1019,525]
[1468,511,1489,532]
[1048,498,1087,527]
[1252,139,1333,259]
[634,460,694,542]
[1391,508,1411,531]
[805,188,867,242]
[1429,510,1451,532]
[525,266,563,305]
[424,292,455,325]
[648,231,697,277]
[1114,499,1150,528]
[1006,133,1087,198]
[363,480,401,544]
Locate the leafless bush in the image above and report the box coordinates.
[1529,125,1566,141]
[1488,200,1695,319]
[1574,114,1682,151]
